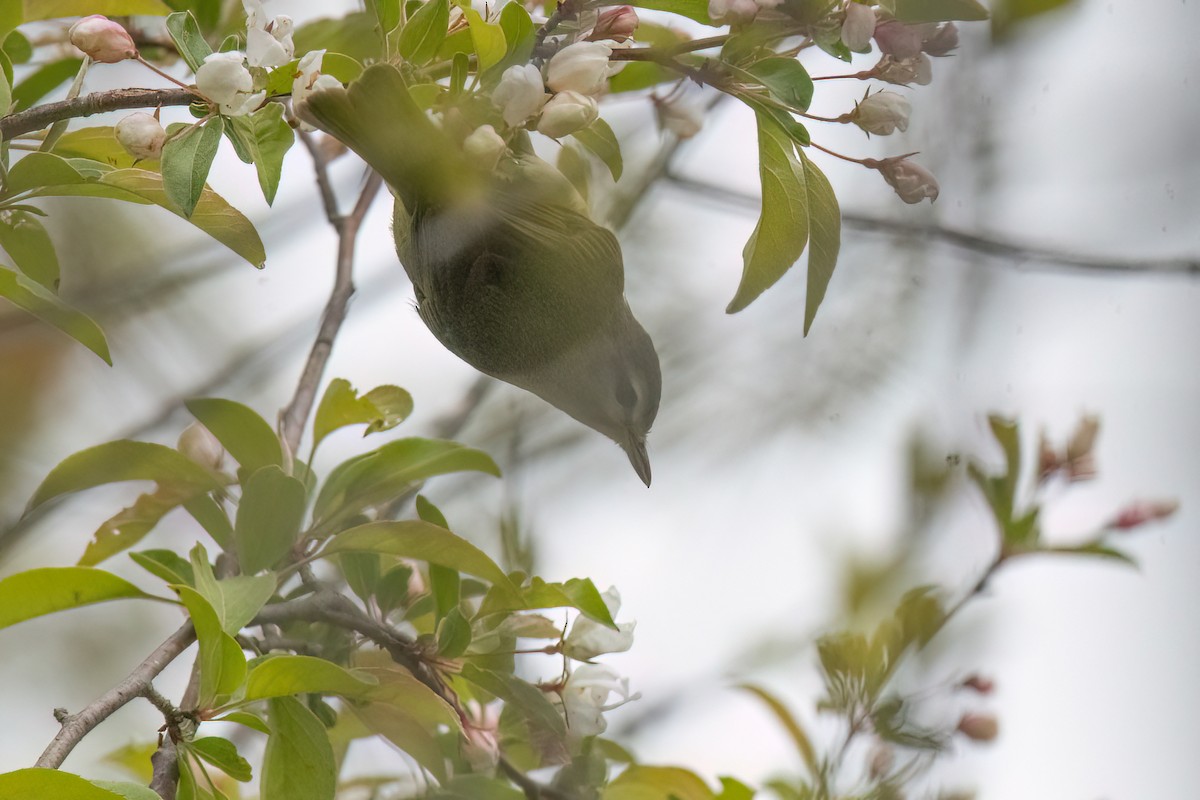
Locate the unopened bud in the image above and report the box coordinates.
[923,22,959,56]
[178,422,224,471]
[873,20,925,59]
[708,0,760,23]
[960,674,995,694]
[1110,499,1179,530]
[115,112,166,160]
[874,54,933,86]
[463,124,507,170]
[957,713,998,742]
[850,90,911,135]
[537,90,599,138]
[69,15,138,63]
[841,3,876,52]
[590,6,639,43]
[866,155,939,204]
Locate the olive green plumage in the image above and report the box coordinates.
[301,64,661,484]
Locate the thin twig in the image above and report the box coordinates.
[500,756,576,800]
[0,87,197,139]
[148,734,180,800]
[36,622,196,769]
[278,150,385,456]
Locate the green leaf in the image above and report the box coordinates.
[716,777,755,800]
[189,545,276,634]
[602,766,716,800]
[367,0,401,34]
[27,440,222,511]
[4,151,84,194]
[215,710,270,734]
[165,10,213,73]
[322,521,515,591]
[3,29,31,63]
[429,562,460,622]
[24,0,171,18]
[350,701,447,781]
[461,663,566,740]
[11,56,82,112]
[571,118,623,182]
[0,769,125,799]
[415,494,449,527]
[293,13,379,64]
[184,495,235,550]
[162,117,223,218]
[186,737,251,782]
[0,567,160,630]
[185,397,283,475]
[225,103,293,205]
[130,549,194,586]
[89,781,160,800]
[313,378,413,450]
[234,466,306,574]
[0,265,109,363]
[339,551,381,603]
[889,0,990,23]
[434,776,525,800]
[498,1,534,65]
[747,58,814,113]
[483,577,616,627]
[0,209,59,290]
[464,8,506,72]
[726,112,810,314]
[798,151,840,335]
[175,585,246,707]
[79,487,190,566]
[1045,541,1138,567]
[53,126,150,169]
[625,0,711,25]
[312,438,500,527]
[264,52,362,95]
[436,606,471,657]
[739,684,817,777]
[244,655,379,700]
[262,697,336,800]
[609,61,674,94]
[398,0,449,65]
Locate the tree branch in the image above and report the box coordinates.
[148,735,180,800]
[664,172,1200,276]
[0,87,198,140]
[279,139,385,457]
[36,622,196,769]
[500,756,576,800]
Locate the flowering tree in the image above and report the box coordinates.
[0,1,1177,799]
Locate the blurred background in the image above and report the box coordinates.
[0,1,1197,797]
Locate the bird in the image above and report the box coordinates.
[300,64,661,484]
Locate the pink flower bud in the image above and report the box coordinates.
[115,112,166,161]
[873,20,925,59]
[590,6,639,43]
[923,22,959,56]
[850,90,911,135]
[536,90,599,138]
[841,3,876,52]
[960,674,995,694]
[873,54,933,86]
[866,156,939,204]
[69,15,137,63]
[957,713,999,742]
[1109,499,1179,531]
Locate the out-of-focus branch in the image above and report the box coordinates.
[35,622,196,769]
[664,172,1200,276]
[0,87,197,139]
[279,134,385,456]
[148,735,180,800]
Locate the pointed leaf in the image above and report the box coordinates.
[398,0,449,65]
[312,378,413,450]
[234,466,306,574]
[464,8,506,72]
[184,398,283,475]
[175,585,246,707]
[571,117,623,181]
[351,702,447,781]
[165,10,213,73]
[747,58,813,112]
[0,567,161,630]
[162,117,223,218]
[603,767,715,800]
[79,486,191,566]
[225,103,293,205]
[244,655,379,700]
[130,549,194,586]
[186,737,251,782]
[0,768,125,799]
[262,697,336,800]
[799,151,840,335]
[625,0,711,25]
[28,440,223,511]
[0,209,59,290]
[0,265,109,363]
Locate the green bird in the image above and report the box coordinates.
[301,64,661,484]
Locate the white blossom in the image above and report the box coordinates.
[243,0,294,67]
[841,3,876,52]
[868,156,939,204]
[557,663,640,738]
[292,50,341,129]
[537,90,598,138]
[463,124,507,170]
[563,587,636,661]
[492,64,549,127]
[546,41,613,96]
[196,51,265,117]
[851,90,911,135]
[708,0,759,23]
[114,112,166,161]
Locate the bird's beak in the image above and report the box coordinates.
[622,436,652,487]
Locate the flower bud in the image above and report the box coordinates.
[923,22,959,57]
[547,41,614,96]
[867,156,939,204]
[1109,499,1179,530]
[957,713,999,742]
[654,97,705,139]
[841,3,876,52]
[851,90,910,135]
[114,112,166,160]
[196,51,266,117]
[537,90,599,138]
[493,64,549,127]
[708,0,760,23]
[562,587,636,661]
[874,54,932,86]
[960,674,995,694]
[589,6,639,43]
[69,15,137,63]
[874,20,925,59]
[464,124,507,170]
[178,422,224,471]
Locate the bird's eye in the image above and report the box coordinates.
[615,373,637,411]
